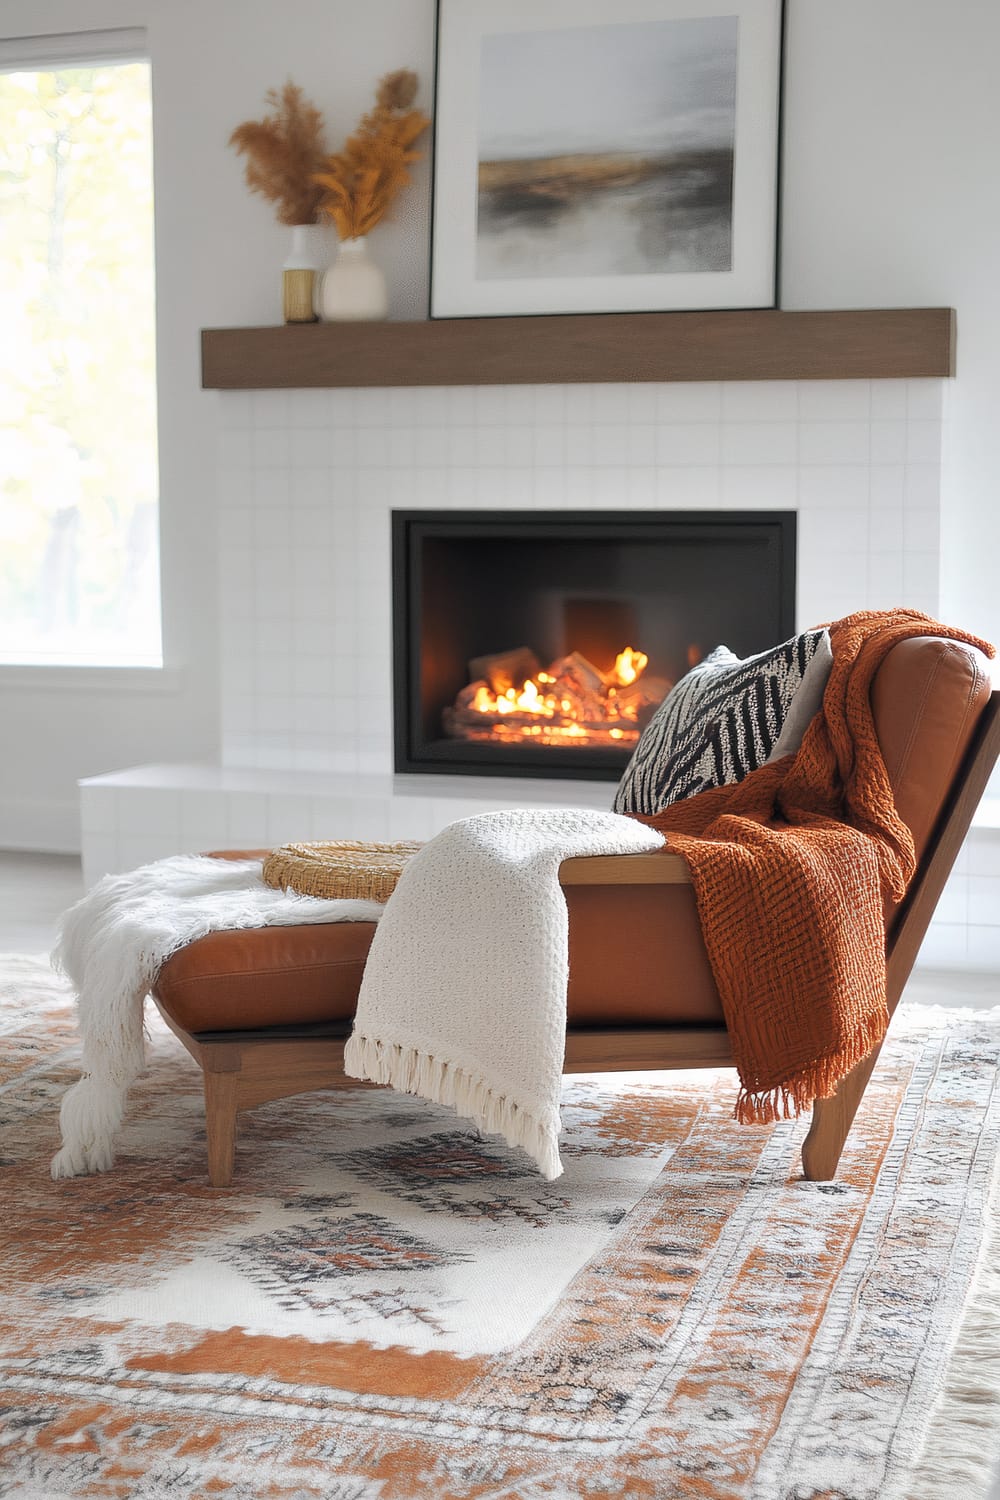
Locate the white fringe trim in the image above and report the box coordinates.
[344,1031,563,1182]
[48,853,383,1179]
[51,1074,129,1180]
[906,1143,1000,1499]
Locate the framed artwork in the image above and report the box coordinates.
[430,0,784,318]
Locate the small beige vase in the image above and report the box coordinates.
[282,224,328,324]
[319,236,388,321]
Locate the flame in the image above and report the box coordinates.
[472,679,557,718]
[612,646,648,687]
[487,680,556,717]
[514,679,549,714]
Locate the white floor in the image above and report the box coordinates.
[0,850,83,952]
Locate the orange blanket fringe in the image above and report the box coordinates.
[636,609,995,1125]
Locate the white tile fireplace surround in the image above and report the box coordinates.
[80,374,1000,970]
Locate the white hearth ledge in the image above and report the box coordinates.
[78,761,613,885]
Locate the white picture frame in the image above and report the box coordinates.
[430,0,783,318]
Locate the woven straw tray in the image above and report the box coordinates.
[262,840,423,903]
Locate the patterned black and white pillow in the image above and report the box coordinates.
[612,629,833,815]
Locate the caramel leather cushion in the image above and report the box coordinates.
[153,881,722,1033]
[154,921,379,1034]
[152,637,992,1037]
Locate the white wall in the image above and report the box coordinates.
[2,0,998,850]
[780,0,1000,650]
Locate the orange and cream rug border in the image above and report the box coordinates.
[1,953,999,1499]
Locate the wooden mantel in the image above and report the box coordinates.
[201,307,954,390]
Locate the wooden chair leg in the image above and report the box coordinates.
[801,1045,884,1181]
[203,1069,239,1187]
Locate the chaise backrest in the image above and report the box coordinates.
[869,636,998,998]
[870,636,994,864]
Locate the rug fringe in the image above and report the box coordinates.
[905,1149,1000,1500]
[344,1032,563,1180]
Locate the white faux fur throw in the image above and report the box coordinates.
[343,808,665,1180]
[51,854,384,1180]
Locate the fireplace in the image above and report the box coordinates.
[392,510,796,780]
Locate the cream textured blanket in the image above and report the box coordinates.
[344,808,665,1180]
[51,854,384,1179]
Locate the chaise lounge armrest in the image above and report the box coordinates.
[558,851,691,885]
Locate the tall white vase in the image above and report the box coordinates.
[319,236,388,322]
[282,224,329,324]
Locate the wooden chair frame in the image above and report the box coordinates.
[155,691,1000,1188]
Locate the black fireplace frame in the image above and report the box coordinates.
[392,509,797,781]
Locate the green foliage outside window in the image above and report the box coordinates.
[0,62,161,665]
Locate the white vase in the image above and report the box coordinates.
[319,236,388,322]
[282,224,328,324]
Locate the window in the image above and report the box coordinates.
[0,35,161,667]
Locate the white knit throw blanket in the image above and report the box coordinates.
[51,854,384,1180]
[343,808,665,1180]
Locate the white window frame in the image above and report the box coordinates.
[0,27,175,693]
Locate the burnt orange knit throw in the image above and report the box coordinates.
[637,609,994,1125]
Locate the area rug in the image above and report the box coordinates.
[1,953,999,1500]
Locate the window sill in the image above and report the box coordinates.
[0,664,183,695]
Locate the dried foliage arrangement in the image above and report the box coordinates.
[229,82,328,226]
[314,69,429,240]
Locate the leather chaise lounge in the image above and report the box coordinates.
[151,636,1000,1188]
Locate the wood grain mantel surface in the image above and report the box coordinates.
[201,307,955,390]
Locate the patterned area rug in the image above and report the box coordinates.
[2,952,999,1500]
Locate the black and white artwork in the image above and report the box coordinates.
[431,0,783,318]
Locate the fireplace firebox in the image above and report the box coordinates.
[393,511,796,781]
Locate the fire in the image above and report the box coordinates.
[444,645,671,751]
[612,646,648,686]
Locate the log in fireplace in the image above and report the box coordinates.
[392,510,795,781]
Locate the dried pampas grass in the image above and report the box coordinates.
[229,81,328,226]
[315,68,429,241]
